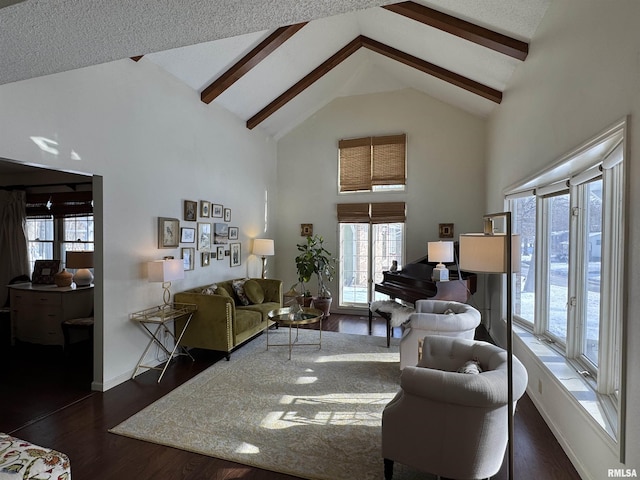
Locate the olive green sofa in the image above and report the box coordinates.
[174,278,282,359]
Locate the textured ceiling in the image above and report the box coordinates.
[0,0,551,140]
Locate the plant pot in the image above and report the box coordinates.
[312,296,332,317]
[296,295,313,308]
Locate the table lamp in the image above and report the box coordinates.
[253,238,274,279]
[148,258,184,305]
[428,241,454,281]
[66,251,94,287]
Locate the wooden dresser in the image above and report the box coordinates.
[9,283,94,346]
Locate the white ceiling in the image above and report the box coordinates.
[0,0,551,141]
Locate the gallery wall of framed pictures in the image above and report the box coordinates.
[157,199,243,270]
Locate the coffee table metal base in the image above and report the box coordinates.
[267,307,323,359]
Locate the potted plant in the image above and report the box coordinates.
[295,234,336,316]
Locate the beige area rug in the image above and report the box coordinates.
[110,329,433,480]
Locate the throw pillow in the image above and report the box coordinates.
[232,279,251,306]
[243,279,265,304]
[216,285,234,300]
[457,359,483,374]
[201,284,218,295]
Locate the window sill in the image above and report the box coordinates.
[513,324,617,440]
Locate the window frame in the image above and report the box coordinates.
[26,215,94,274]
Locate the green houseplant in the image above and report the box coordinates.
[295,234,336,315]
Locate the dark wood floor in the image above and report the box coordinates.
[0,314,581,480]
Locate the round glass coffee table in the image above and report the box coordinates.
[267,307,323,359]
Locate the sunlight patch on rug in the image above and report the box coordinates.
[110,330,432,480]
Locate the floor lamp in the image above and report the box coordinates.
[459,212,520,480]
[252,238,274,279]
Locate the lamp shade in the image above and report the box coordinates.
[66,251,94,269]
[148,258,184,283]
[427,241,454,263]
[253,238,274,256]
[459,233,521,273]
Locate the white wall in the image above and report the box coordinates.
[275,88,487,308]
[487,1,640,477]
[0,58,277,390]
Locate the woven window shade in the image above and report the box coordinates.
[336,203,370,223]
[370,202,406,223]
[372,134,406,186]
[26,192,93,218]
[339,137,372,192]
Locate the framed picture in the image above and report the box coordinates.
[201,251,210,267]
[301,223,313,237]
[180,227,195,243]
[228,226,239,240]
[183,200,197,221]
[32,259,61,284]
[211,204,223,218]
[214,223,228,244]
[158,217,180,248]
[200,200,210,218]
[181,247,194,271]
[230,242,241,267]
[197,222,212,250]
[224,208,231,222]
[439,223,454,239]
[216,245,225,260]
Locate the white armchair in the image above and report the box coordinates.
[400,299,481,369]
[382,335,529,480]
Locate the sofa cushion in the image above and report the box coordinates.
[201,284,218,295]
[235,308,263,333]
[244,279,264,304]
[232,279,250,306]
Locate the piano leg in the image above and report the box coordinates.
[369,307,392,348]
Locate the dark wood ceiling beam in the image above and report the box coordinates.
[201,22,307,104]
[246,36,362,130]
[383,1,528,61]
[247,35,502,129]
[361,36,502,103]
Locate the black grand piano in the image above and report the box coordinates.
[375,255,477,304]
[370,255,477,345]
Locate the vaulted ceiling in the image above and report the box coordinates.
[1,0,551,140]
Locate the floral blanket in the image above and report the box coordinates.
[0,433,70,480]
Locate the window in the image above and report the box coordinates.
[506,121,625,439]
[25,191,94,274]
[338,134,406,193]
[337,202,405,306]
[511,193,536,325]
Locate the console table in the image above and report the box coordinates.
[9,283,94,346]
[130,303,197,382]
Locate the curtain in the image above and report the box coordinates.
[0,191,30,307]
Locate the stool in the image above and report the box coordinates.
[61,316,94,353]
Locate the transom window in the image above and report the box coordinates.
[338,134,406,193]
